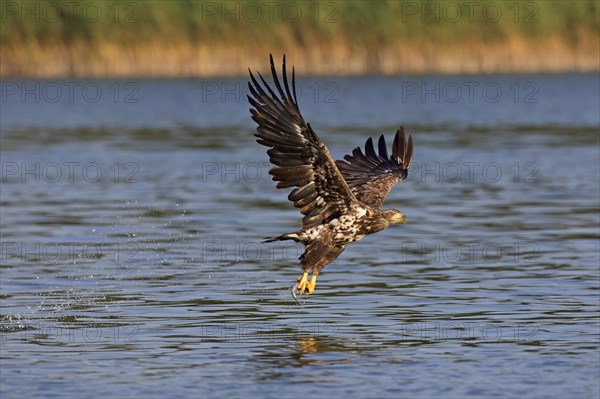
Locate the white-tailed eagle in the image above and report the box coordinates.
[248,55,414,301]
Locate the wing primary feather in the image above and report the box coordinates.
[250,72,284,115]
[392,131,399,162]
[257,71,280,103]
[282,55,296,106]
[406,135,414,169]
[249,55,359,228]
[336,125,414,208]
[248,70,266,99]
[292,67,299,104]
[398,127,406,164]
[365,137,377,158]
[269,54,288,103]
[378,135,388,159]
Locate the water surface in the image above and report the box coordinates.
[1,73,599,398]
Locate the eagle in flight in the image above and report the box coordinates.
[248,55,414,301]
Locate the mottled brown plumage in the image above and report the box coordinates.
[248,55,414,300]
[336,128,413,208]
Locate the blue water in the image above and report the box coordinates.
[1,73,599,398]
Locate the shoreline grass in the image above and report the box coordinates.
[1,0,598,77]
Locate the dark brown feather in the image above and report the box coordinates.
[336,127,414,208]
[248,55,358,229]
[248,56,416,283]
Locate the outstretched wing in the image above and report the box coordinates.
[335,127,413,209]
[248,55,357,229]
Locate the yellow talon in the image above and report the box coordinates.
[292,272,317,302]
[305,274,317,294]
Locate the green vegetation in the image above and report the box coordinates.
[1,0,598,76]
[2,0,598,46]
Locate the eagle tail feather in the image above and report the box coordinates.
[263,232,300,243]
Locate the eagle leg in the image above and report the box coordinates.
[291,271,318,302]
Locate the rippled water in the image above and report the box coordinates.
[1,74,599,398]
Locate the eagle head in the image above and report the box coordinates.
[383,209,407,224]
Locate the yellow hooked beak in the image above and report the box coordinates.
[392,213,407,224]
